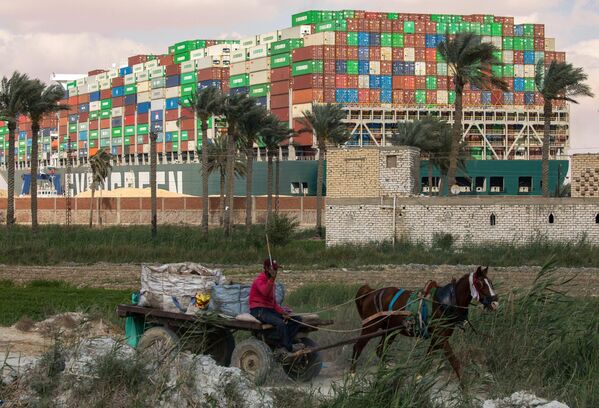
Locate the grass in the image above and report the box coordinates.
[3,225,599,268]
[0,280,130,326]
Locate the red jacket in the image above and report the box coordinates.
[249,272,285,314]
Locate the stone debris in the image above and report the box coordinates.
[483,391,569,408]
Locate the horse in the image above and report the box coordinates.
[350,266,498,381]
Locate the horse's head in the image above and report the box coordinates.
[469,266,499,311]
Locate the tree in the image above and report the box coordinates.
[188,87,224,232]
[297,103,350,237]
[0,72,35,227]
[260,114,293,223]
[535,60,593,196]
[437,33,507,191]
[222,94,256,235]
[205,135,246,226]
[237,104,268,226]
[23,80,68,230]
[88,149,112,227]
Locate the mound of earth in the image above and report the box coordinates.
[483,391,569,408]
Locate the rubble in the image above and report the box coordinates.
[483,391,569,408]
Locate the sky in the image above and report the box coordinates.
[0,0,597,153]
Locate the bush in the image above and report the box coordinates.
[431,232,454,250]
[266,214,300,247]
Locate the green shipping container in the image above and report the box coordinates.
[292,10,322,26]
[503,65,514,77]
[124,138,131,146]
[174,52,190,64]
[437,22,447,34]
[100,110,111,119]
[470,23,481,35]
[523,38,534,51]
[292,60,324,76]
[172,132,179,142]
[249,84,270,97]
[513,38,524,50]
[68,124,77,133]
[449,91,456,104]
[415,90,426,104]
[381,33,392,47]
[524,78,535,91]
[392,33,404,48]
[271,39,303,55]
[89,111,100,120]
[484,15,495,24]
[404,21,415,34]
[112,128,123,137]
[100,139,109,148]
[180,83,197,95]
[271,53,291,68]
[89,130,99,140]
[387,13,399,20]
[492,65,502,78]
[181,131,189,141]
[347,32,358,46]
[137,124,149,135]
[100,99,112,110]
[124,85,137,95]
[492,51,503,62]
[174,40,198,53]
[448,23,459,35]
[347,60,359,75]
[458,22,470,33]
[230,74,250,88]
[315,19,347,32]
[426,76,437,90]
[491,23,503,36]
[523,24,534,37]
[180,72,197,85]
[124,126,135,136]
[503,37,513,50]
[481,24,492,36]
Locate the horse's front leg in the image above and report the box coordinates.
[442,340,462,382]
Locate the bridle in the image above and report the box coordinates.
[469,272,498,310]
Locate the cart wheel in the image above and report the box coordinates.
[182,328,235,367]
[283,338,322,382]
[230,338,273,385]
[137,326,180,361]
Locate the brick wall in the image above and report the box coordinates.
[326,146,420,199]
[326,197,599,246]
[571,154,599,197]
[0,196,320,226]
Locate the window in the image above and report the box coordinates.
[475,177,486,192]
[301,182,308,195]
[290,182,301,195]
[549,213,555,224]
[456,177,472,192]
[386,155,397,168]
[595,214,599,224]
[490,177,504,193]
[421,177,440,192]
[490,213,496,226]
[518,177,532,193]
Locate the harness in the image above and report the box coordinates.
[434,281,468,324]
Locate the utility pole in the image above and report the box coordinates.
[150,128,159,238]
[65,146,73,226]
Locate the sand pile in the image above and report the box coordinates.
[75,187,191,198]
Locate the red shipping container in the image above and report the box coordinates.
[180,107,193,118]
[271,107,289,122]
[354,10,366,19]
[425,21,437,33]
[392,76,404,89]
[185,130,195,141]
[270,94,289,109]
[534,24,545,37]
[438,77,449,90]
[491,90,504,105]
[368,19,381,33]
[79,112,89,122]
[335,32,347,45]
[271,67,291,82]
[347,19,359,31]
[556,52,566,63]
[125,105,135,116]
[78,93,90,103]
[292,89,323,104]
[158,55,174,66]
[165,110,179,121]
[415,21,426,34]
[534,38,544,51]
[336,74,349,88]
[347,47,358,59]
[100,119,110,128]
[292,74,323,90]
[503,24,514,36]
[415,48,426,61]
[364,11,379,20]
[393,90,403,104]
[369,89,380,102]
[545,52,556,63]
[292,46,324,62]
[128,54,148,66]
[324,89,335,103]
[336,45,347,60]
[111,77,124,87]
[179,119,194,130]
[198,68,223,81]
[358,89,369,103]
[291,119,313,147]
[88,69,107,76]
[426,91,437,104]
[89,121,98,130]
[425,49,437,62]
[415,77,426,90]
[323,73,335,87]
[381,61,392,75]
[67,96,77,106]
[348,75,359,88]
[324,45,336,60]
[100,89,111,99]
[369,47,381,60]
[405,76,416,90]
[124,115,135,125]
[426,62,436,75]
[381,20,393,33]
[392,20,404,33]
[403,90,415,104]
[112,97,124,108]
[392,48,404,61]
[514,51,524,64]
[137,114,149,124]
[404,34,415,47]
[324,61,336,75]
[271,80,290,95]
[165,64,181,76]
[414,34,426,48]
[514,92,524,105]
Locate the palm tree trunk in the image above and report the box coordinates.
[542,99,552,197]
[6,122,16,227]
[428,161,433,197]
[266,151,273,224]
[150,132,157,238]
[316,142,325,237]
[275,154,280,213]
[223,130,236,236]
[245,146,253,226]
[89,186,95,227]
[219,170,225,226]
[201,119,210,233]
[30,122,39,231]
[447,84,463,194]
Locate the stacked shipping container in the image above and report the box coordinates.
[0,10,566,165]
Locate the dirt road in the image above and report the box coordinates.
[0,263,597,296]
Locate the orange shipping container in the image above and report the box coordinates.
[292,89,323,104]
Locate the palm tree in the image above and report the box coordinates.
[222,94,256,235]
[0,72,35,226]
[88,149,112,227]
[237,104,268,226]
[23,80,68,230]
[188,87,224,232]
[535,60,593,196]
[437,33,507,191]
[261,114,294,223]
[205,135,246,226]
[297,103,350,237]
[150,129,159,237]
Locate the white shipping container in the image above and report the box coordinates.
[180,61,196,73]
[230,61,250,76]
[165,87,180,98]
[151,77,166,88]
[190,49,206,60]
[196,56,220,70]
[112,107,123,117]
[77,85,88,94]
[259,31,279,45]
[292,103,313,118]
[136,71,149,82]
[107,70,118,79]
[358,75,370,89]
[491,37,502,48]
[143,144,150,154]
[165,121,178,132]
[89,101,100,111]
[78,123,88,131]
[150,99,165,110]
[144,60,159,69]
[96,73,108,81]
[249,57,270,72]
[137,91,150,102]
[249,45,269,60]
[250,71,270,85]
[87,83,99,92]
[100,129,110,138]
[99,79,111,90]
[279,25,312,40]
[545,38,555,52]
[231,50,248,63]
[76,77,86,86]
[380,47,392,61]
[188,141,197,151]
[137,81,150,93]
[151,89,166,100]
[240,36,258,48]
[149,66,165,78]
[514,65,525,77]
[86,75,98,85]
[437,63,448,76]
[437,90,449,104]
[481,36,492,44]
[206,44,229,56]
[503,50,514,64]
[369,61,381,75]
[415,62,426,76]
[303,32,335,47]
[404,48,415,62]
[133,63,145,73]
[124,73,136,85]
[524,65,535,77]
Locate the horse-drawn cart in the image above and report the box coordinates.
[117,304,332,385]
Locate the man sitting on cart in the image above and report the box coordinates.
[249,259,302,355]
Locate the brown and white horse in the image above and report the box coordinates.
[350,266,498,380]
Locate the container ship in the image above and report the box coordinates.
[0,9,570,196]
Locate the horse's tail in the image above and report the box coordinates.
[355,284,373,319]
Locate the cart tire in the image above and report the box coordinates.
[137,326,180,359]
[231,338,273,385]
[283,338,323,382]
[182,329,235,367]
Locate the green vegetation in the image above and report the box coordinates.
[0,280,130,326]
[3,225,599,268]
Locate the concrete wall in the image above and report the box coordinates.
[571,154,599,197]
[326,197,599,246]
[0,196,320,226]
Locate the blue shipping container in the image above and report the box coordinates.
[370,33,381,46]
[199,80,221,90]
[514,25,524,36]
[405,62,415,75]
[68,114,79,123]
[335,89,346,103]
[358,46,369,60]
[79,103,89,113]
[137,102,151,114]
[255,96,267,107]
[112,117,122,127]
[230,86,249,95]
[347,89,358,103]
[381,76,392,89]
[124,94,136,106]
[166,75,180,88]
[358,32,370,46]
[165,132,173,142]
[166,98,179,110]
[524,92,535,105]
[112,86,124,97]
[381,89,392,103]
[79,131,88,141]
[336,60,347,74]
[481,91,492,105]
[89,91,101,102]
[119,66,133,76]
[358,60,369,74]
[523,51,535,65]
[150,110,163,122]
[504,92,514,104]
[369,75,381,89]
[514,78,525,92]
[392,61,403,75]
[425,34,437,48]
